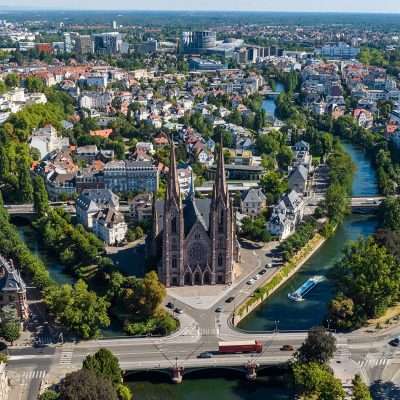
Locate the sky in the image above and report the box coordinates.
[1,0,400,13]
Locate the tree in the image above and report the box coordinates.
[328,294,355,330]
[25,76,45,93]
[39,390,60,400]
[83,349,122,386]
[59,369,118,400]
[352,374,372,400]
[44,280,110,339]
[324,183,349,223]
[260,171,288,204]
[296,326,336,365]
[1,321,21,345]
[33,176,49,217]
[292,361,345,400]
[332,237,400,321]
[116,384,133,400]
[379,197,400,231]
[5,73,19,88]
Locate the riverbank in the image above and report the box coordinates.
[233,232,327,327]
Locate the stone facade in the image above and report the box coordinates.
[150,139,240,287]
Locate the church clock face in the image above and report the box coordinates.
[188,242,206,266]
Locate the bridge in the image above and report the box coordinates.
[264,91,281,98]
[350,196,385,212]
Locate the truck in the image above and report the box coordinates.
[218,340,263,354]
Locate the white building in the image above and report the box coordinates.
[240,188,266,217]
[93,207,128,245]
[29,125,70,160]
[267,190,305,240]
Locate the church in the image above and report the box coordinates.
[149,139,240,287]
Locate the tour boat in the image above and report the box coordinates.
[288,276,325,302]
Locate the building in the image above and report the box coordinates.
[35,43,53,54]
[76,189,119,228]
[0,255,28,321]
[240,188,267,217]
[29,125,69,160]
[318,42,360,60]
[129,193,153,223]
[75,35,93,54]
[63,32,73,53]
[0,363,8,400]
[267,190,305,240]
[288,165,308,194]
[93,207,127,245]
[149,140,240,287]
[133,39,158,55]
[181,31,216,54]
[189,58,226,71]
[93,32,122,55]
[177,164,194,197]
[104,160,159,193]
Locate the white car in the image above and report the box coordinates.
[247,279,255,285]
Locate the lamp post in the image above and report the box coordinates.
[274,320,280,332]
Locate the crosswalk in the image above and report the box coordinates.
[35,334,53,345]
[59,348,74,365]
[358,358,389,368]
[15,369,47,384]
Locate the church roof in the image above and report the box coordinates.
[155,197,211,238]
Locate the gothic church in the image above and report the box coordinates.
[150,140,240,287]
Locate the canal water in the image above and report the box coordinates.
[238,141,379,332]
[262,82,285,117]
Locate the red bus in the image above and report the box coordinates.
[218,340,263,354]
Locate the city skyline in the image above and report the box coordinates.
[0,0,399,13]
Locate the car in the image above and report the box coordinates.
[389,337,400,347]
[174,308,183,314]
[259,270,266,275]
[215,306,223,313]
[198,352,213,359]
[247,279,255,285]
[253,275,260,280]
[280,344,294,351]
[225,296,235,303]
[166,302,175,309]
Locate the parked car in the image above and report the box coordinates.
[247,279,255,285]
[174,308,183,314]
[280,344,294,351]
[259,269,267,275]
[198,352,213,359]
[225,296,235,303]
[215,306,223,313]
[389,337,400,347]
[166,302,175,309]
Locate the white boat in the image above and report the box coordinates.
[288,276,325,302]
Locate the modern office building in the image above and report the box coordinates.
[93,32,122,55]
[318,42,360,60]
[181,31,217,54]
[75,35,93,55]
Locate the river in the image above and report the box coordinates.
[13,115,379,398]
[262,82,285,118]
[238,142,379,332]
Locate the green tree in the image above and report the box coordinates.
[44,280,110,339]
[352,374,372,400]
[292,362,345,399]
[59,369,118,400]
[260,171,288,204]
[5,73,20,88]
[296,326,336,365]
[1,321,21,345]
[328,294,355,330]
[33,175,49,217]
[333,237,400,320]
[324,183,349,223]
[379,197,400,231]
[116,384,133,400]
[39,390,60,400]
[83,348,122,386]
[25,76,45,93]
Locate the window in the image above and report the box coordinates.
[218,209,224,233]
[171,216,177,234]
[172,256,178,269]
[218,253,223,267]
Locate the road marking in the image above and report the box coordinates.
[59,349,74,365]
[8,355,53,361]
[358,359,389,368]
[17,369,47,384]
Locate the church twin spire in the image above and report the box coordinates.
[167,135,228,207]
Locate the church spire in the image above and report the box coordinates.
[212,135,229,204]
[167,136,181,206]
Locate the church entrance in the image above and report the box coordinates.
[203,271,211,285]
[184,272,192,285]
[194,272,202,285]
